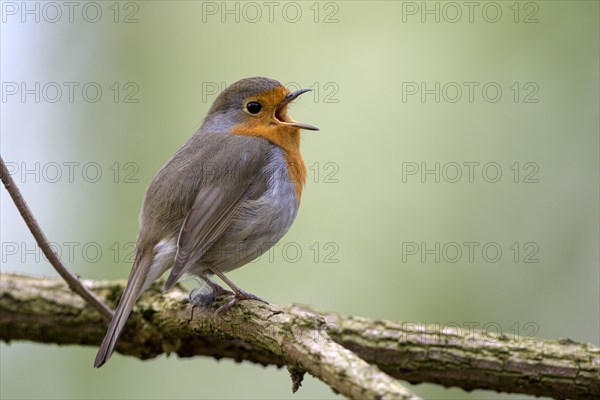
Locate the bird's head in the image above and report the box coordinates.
[203,77,318,147]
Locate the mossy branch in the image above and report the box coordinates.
[1,273,599,400]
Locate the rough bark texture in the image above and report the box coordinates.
[1,273,599,400]
[0,273,418,400]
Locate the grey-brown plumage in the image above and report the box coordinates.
[94,77,317,368]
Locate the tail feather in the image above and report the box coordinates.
[94,257,148,368]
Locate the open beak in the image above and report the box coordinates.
[274,89,319,131]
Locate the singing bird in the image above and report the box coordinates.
[94,77,318,367]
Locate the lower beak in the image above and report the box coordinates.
[276,89,319,131]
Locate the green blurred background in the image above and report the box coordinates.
[1,1,598,399]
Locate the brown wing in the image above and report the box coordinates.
[163,185,248,290]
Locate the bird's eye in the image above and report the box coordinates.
[246,102,262,114]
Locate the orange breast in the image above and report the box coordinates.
[282,149,306,202]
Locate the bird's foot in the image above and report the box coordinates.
[188,283,233,309]
[216,288,268,314]
[207,267,268,314]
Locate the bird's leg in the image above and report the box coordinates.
[202,274,234,297]
[208,267,268,313]
[188,273,233,309]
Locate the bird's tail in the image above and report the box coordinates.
[94,253,150,368]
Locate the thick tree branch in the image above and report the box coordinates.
[1,273,599,399]
[0,273,418,399]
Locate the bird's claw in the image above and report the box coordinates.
[215,289,268,314]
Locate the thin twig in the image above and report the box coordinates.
[0,156,113,322]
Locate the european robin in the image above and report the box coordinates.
[94,77,318,367]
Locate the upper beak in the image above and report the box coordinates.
[275,89,319,131]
